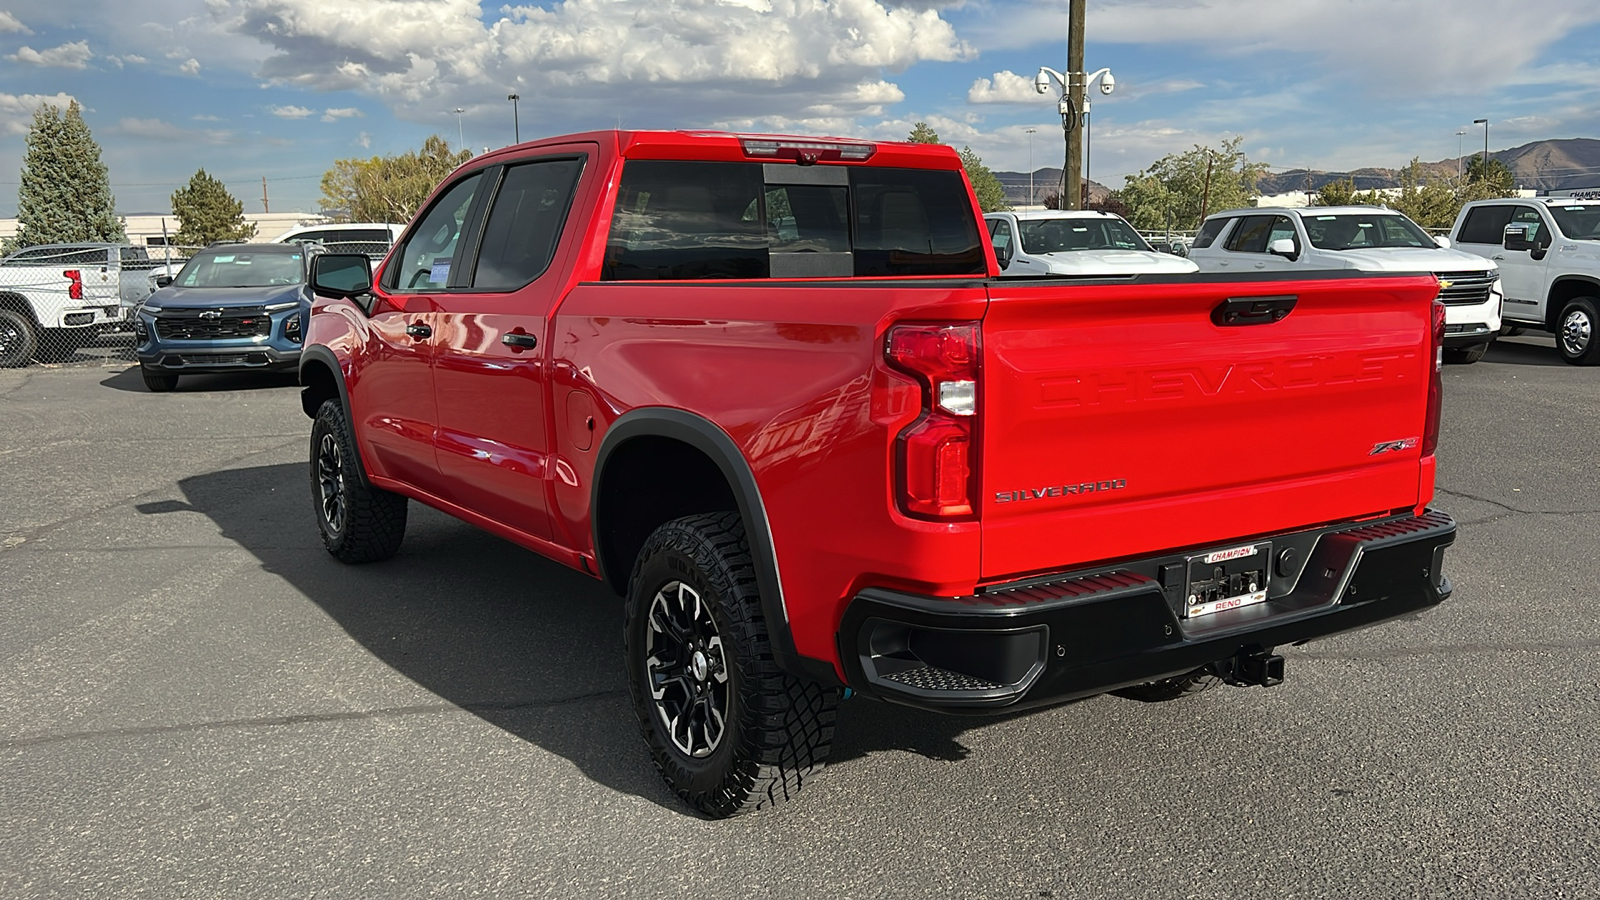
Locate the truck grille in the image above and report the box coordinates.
[154,307,272,341]
[1434,271,1497,306]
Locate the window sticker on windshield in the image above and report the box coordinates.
[214,255,235,263]
[430,260,450,282]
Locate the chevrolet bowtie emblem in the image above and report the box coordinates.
[1438,280,1453,290]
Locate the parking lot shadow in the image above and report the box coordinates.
[101,367,300,393]
[156,462,1023,811]
[1482,335,1564,367]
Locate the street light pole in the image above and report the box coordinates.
[453,107,465,150]
[1025,127,1037,205]
[1034,64,1113,210]
[508,93,521,144]
[1474,118,1489,180]
[1455,129,1466,180]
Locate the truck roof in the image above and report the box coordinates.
[466,129,966,172]
[1206,205,1408,219]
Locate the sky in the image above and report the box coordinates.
[2,0,1599,216]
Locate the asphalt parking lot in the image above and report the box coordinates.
[2,334,1597,899]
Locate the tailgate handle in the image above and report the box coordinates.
[1213,295,1297,327]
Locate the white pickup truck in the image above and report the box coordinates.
[0,243,154,366]
[1189,206,1503,363]
[1448,198,1600,365]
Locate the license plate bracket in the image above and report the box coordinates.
[1184,541,1271,618]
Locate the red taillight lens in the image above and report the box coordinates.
[885,323,980,518]
[63,269,83,300]
[1422,299,1445,457]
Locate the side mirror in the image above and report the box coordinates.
[311,254,374,299]
[992,237,1013,269]
[154,274,173,288]
[1503,225,1534,252]
[1433,235,1452,249]
[1268,237,1299,260]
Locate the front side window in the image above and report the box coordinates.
[472,158,585,290]
[1456,205,1515,244]
[1225,216,1276,253]
[390,173,484,292]
[1509,207,1546,245]
[176,250,304,288]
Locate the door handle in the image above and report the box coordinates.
[1491,255,1505,260]
[501,332,538,350]
[1213,295,1297,327]
[405,323,432,339]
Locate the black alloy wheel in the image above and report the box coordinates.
[0,309,38,368]
[644,580,731,758]
[309,398,408,563]
[625,512,839,818]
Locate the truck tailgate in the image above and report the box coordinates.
[979,273,1440,580]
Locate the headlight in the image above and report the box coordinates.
[264,301,299,311]
[140,305,163,315]
[285,312,303,343]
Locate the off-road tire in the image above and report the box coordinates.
[140,366,180,392]
[1557,297,1600,366]
[310,398,407,563]
[0,308,39,368]
[1443,342,1489,365]
[1112,669,1220,702]
[625,512,839,818]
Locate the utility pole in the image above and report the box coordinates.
[1064,0,1086,210]
[1026,127,1037,205]
[261,176,269,214]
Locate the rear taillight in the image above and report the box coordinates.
[885,323,979,518]
[63,269,83,300]
[1422,299,1445,457]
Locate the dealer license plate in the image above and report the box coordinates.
[1183,541,1271,618]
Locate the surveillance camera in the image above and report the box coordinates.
[1035,70,1051,95]
[1099,73,1115,95]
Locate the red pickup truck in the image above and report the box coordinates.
[299,130,1456,817]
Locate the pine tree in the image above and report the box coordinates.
[171,170,257,247]
[959,146,1010,212]
[11,100,125,250]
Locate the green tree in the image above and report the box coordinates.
[960,146,1010,213]
[1460,153,1515,204]
[905,124,1007,212]
[1385,158,1462,230]
[8,100,124,253]
[320,136,473,223]
[1118,136,1266,231]
[171,169,256,246]
[1313,178,1364,207]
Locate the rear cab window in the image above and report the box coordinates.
[1456,205,1516,244]
[601,159,985,281]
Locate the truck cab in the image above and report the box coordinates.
[1448,198,1600,365]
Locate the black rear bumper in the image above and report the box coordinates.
[838,510,1456,712]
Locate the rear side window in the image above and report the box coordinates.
[1192,218,1229,249]
[471,158,585,290]
[601,161,984,281]
[1457,205,1515,244]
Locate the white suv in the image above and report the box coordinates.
[1189,206,1502,363]
[271,222,402,259]
[985,210,1199,276]
[1448,198,1600,365]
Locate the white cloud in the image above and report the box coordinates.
[270,105,315,118]
[111,116,235,145]
[191,114,223,122]
[355,131,371,148]
[210,0,971,126]
[8,40,93,69]
[0,91,75,136]
[967,70,1041,105]
[0,11,32,34]
[320,107,363,122]
[179,57,201,75]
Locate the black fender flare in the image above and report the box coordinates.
[298,344,351,420]
[593,407,841,687]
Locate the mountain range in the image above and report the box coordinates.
[994,138,1600,205]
